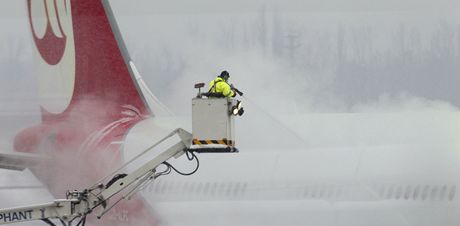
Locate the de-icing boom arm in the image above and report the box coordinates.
[0,129,193,226]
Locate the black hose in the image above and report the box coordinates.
[159,150,200,177]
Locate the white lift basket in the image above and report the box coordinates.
[190,97,238,152]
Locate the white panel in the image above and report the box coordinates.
[34,0,75,114]
[45,0,63,38]
[30,0,47,39]
[192,98,235,146]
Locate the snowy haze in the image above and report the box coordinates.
[109,1,460,114]
[1,1,460,226]
[0,0,460,114]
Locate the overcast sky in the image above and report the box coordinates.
[1,0,460,17]
[112,0,460,14]
[1,0,460,115]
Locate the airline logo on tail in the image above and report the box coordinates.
[28,0,75,114]
[15,0,156,225]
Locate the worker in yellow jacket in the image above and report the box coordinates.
[208,71,236,98]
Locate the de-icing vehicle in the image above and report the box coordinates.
[0,0,247,224]
[0,89,244,226]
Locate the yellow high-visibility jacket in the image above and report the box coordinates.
[208,77,235,98]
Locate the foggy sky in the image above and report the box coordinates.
[111,0,460,14]
[1,0,460,115]
[1,2,460,225]
[1,0,460,17]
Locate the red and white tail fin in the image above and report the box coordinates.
[14,0,160,225]
[28,0,151,121]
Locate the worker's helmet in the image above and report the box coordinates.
[219,70,230,81]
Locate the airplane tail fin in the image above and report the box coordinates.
[16,0,155,153]
[14,1,161,225]
[29,0,151,120]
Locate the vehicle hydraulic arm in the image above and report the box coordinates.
[0,128,193,226]
[0,89,242,226]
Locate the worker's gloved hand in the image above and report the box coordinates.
[230,84,235,89]
[238,108,244,116]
